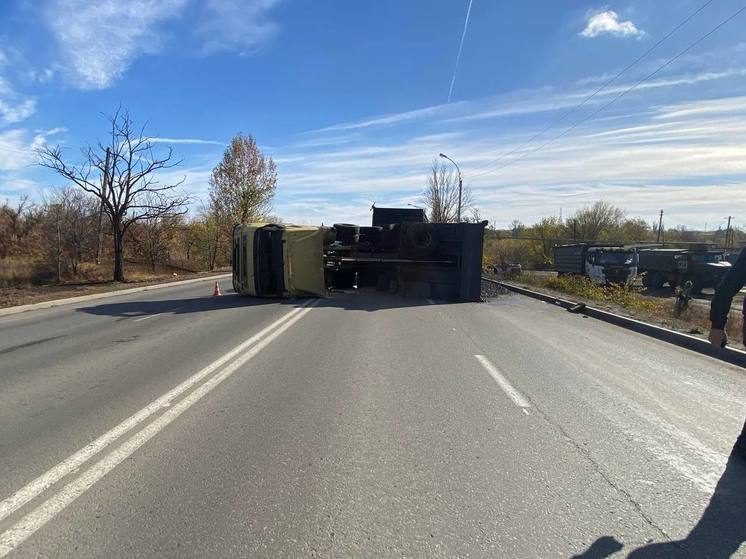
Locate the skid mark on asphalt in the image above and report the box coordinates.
[0,336,65,356]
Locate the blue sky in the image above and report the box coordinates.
[1,0,745,229]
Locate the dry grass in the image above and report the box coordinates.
[0,261,215,309]
[0,257,51,287]
[510,272,743,344]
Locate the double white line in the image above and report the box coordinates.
[0,300,317,556]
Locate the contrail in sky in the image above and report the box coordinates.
[447,0,474,103]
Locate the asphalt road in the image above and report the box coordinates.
[0,277,744,558]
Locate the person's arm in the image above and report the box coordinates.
[709,250,746,345]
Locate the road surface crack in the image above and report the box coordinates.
[532,404,691,557]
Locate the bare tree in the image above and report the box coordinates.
[208,133,277,235]
[422,159,473,222]
[131,208,182,273]
[0,197,42,259]
[38,108,189,281]
[41,187,98,280]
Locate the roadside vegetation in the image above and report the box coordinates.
[482,201,742,272]
[479,200,743,342]
[0,108,278,307]
[498,271,743,342]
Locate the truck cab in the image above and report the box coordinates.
[585,247,638,285]
[232,223,326,297]
[554,244,637,285]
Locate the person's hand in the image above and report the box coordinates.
[709,328,727,348]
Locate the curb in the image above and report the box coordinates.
[483,277,746,368]
[0,273,232,318]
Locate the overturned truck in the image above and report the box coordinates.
[232,207,487,302]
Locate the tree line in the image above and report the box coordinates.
[1,109,277,286]
[484,201,743,269]
[2,109,739,285]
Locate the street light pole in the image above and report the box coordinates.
[439,152,462,222]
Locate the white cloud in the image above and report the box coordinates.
[580,10,643,39]
[271,73,746,226]
[0,129,50,171]
[147,137,226,146]
[0,75,36,126]
[0,96,35,126]
[311,102,468,133]
[304,67,741,135]
[27,67,56,83]
[46,0,188,90]
[197,0,282,55]
[45,0,281,90]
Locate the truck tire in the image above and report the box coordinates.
[333,223,360,245]
[403,223,439,255]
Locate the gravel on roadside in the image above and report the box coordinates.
[481,278,509,300]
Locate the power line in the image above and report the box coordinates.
[468,2,746,180]
[468,0,715,176]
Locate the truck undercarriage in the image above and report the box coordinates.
[232,208,487,302]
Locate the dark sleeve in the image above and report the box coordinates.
[710,250,746,329]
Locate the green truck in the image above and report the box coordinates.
[232,208,487,302]
[637,247,731,293]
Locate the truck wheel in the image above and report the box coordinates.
[404,223,439,255]
[333,224,360,245]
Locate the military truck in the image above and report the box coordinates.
[553,244,638,285]
[231,208,487,302]
[637,247,731,293]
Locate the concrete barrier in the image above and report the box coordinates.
[483,277,746,368]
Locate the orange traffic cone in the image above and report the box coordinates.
[213,281,222,297]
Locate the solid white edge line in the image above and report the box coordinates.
[474,354,532,409]
[0,301,312,524]
[0,301,317,557]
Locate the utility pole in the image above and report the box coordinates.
[95,147,111,265]
[724,215,734,248]
[656,210,664,244]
